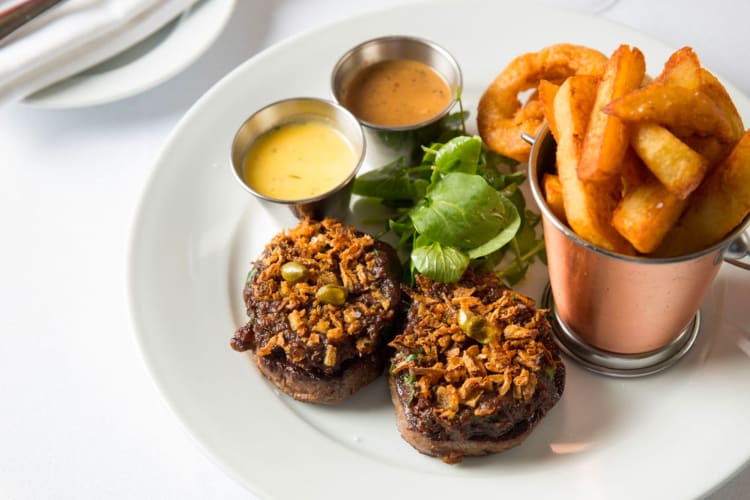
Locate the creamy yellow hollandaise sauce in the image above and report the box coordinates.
[242,120,357,200]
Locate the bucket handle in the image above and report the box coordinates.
[724,232,750,270]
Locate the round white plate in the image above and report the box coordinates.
[128,2,750,499]
[23,0,235,109]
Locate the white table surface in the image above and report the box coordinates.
[1,0,748,498]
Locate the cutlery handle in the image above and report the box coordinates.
[0,0,66,41]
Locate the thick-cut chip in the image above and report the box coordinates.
[620,147,652,194]
[700,68,745,141]
[612,173,688,253]
[603,83,735,142]
[681,134,734,167]
[553,75,634,254]
[542,173,566,223]
[557,76,599,146]
[538,80,561,142]
[577,45,646,182]
[553,75,599,156]
[653,47,743,140]
[656,53,738,167]
[537,44,748,257]
[655,130,750,257]
[630,123,709,199]
[656,46,702,89]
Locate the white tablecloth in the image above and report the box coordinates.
[1,0,748,498]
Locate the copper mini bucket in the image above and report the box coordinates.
[528,126,750,377]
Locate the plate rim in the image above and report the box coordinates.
[127,1,750,498]
[23,0,237,109]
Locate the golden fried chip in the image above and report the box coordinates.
[655,130,750,257]
[577,45,646,182]
[612,173,688,254]
[542,173,566,223]
[681,134,734,167]
[553,75,634,254]
[630,123,709,199]
[700,68,745,142]
[603,83,735,142]
[538,80,561,142]
[656,46,702,89]
[620,147,652,194]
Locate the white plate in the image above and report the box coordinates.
[128,2,750,499]
[23,0,235,109]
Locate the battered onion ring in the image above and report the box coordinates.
[478,44,608,162]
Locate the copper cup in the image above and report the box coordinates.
[528,126,750,375]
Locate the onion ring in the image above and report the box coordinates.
[478,44,608,162]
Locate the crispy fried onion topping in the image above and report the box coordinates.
[252,218,392,367]
[390,275,557,420]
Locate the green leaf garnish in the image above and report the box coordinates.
[411,240,470,283]
[434,136,482,174]
[352,157,428,202]
[411,172,517,249]
[351,92,545,284]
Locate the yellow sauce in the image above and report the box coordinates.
[243,120,357,200]
[341,59,452,127]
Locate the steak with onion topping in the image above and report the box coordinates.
[231,218,402,404]
[388,271,564,463]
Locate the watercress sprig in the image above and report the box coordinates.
[352,110,545,285]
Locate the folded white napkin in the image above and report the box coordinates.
[0,0,198,105]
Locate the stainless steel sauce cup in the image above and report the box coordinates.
[528,126,750,376]
[331,35,462,131]
[231,97,365,220]
[331,36,462,162]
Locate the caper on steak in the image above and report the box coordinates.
[231,218,402,404]
[389,271,565,463]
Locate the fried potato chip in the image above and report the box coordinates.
[538,80,561,142]
[553,75,598,152]
[653,48,743,140]
[614,145,689,253]
[620,147,652,194]
[554,75,634,254]
[542,173,566,223]
[612,173,688,254]
[681,134,734,167]
[523,44,749,257]
[655,130,750,257]
[630,123,708,199]
[656,46,702,89]
[577,45,646,182]
[603,83,735,142]
[700,68,745,141]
